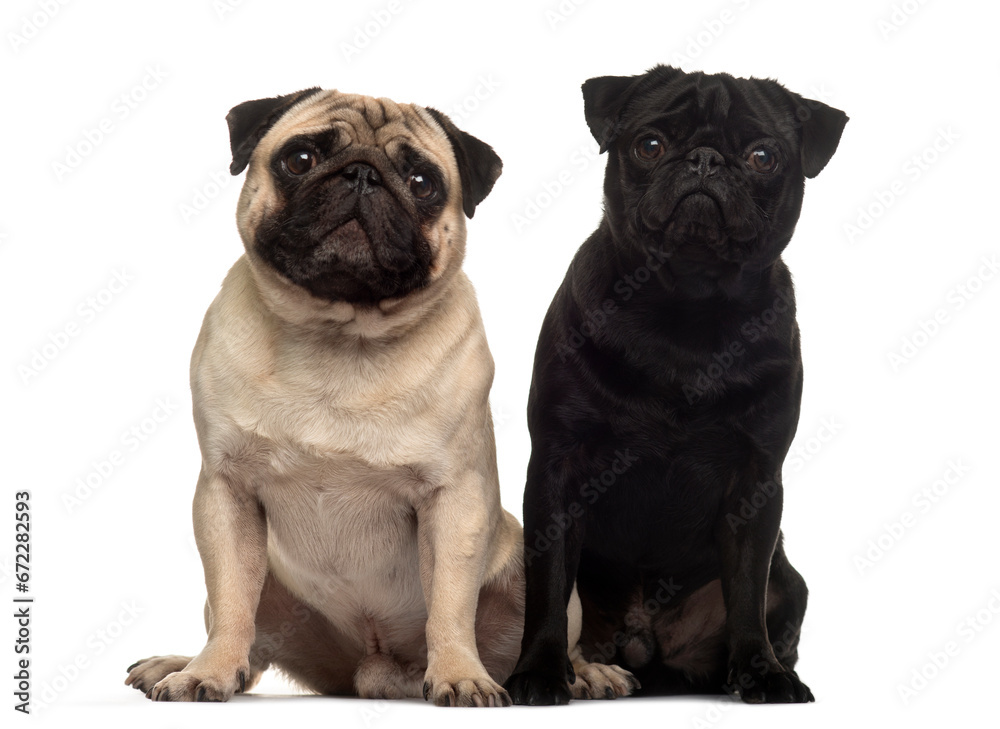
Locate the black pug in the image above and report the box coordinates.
[504,66,847,705]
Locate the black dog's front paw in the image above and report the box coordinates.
[504,669,573,706]
[726,660,814,704]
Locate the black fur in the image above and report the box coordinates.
[226,88,323,175]
[505,66,847,705]
[253,137,438,305]
[425,107,503,218]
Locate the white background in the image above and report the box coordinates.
[2,0,998,727]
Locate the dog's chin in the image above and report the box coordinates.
[641,195,753,297]
[657,197,731,267]
[662,193,726,249]
[259,216,433,306]
[327,218,371,264]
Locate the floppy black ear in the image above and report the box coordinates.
[226,87,323,175]
[582,75,639,153]
[583,67,685,153]
[791,95,849,178]
[424,108,502,219]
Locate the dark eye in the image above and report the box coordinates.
[409,172,436,200]
[635,137,664,161]
[284,150,317,176]
[747,147,778,173]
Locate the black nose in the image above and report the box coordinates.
[341,163,381,194]
[686,147,725,177]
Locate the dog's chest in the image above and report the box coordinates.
[259,453,428,623]
[252,373,446,468]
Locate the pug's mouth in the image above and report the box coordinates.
[664,192,726,248]
[322,218,371,265]
[670,191,724,222]
[259,208,433,305]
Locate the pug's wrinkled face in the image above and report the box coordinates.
[228,89,501,307]
[583,66,847,294]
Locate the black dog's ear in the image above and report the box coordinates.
[425,108,502,219]
[582,67,683,153]
[226,87,323,175]
[790,94,849,178]
[582,75,638,153]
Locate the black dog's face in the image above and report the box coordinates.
[226,90,502,306]
[584,67,847,295]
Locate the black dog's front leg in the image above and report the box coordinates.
[716,468,814,704]
[505,454,582,705]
